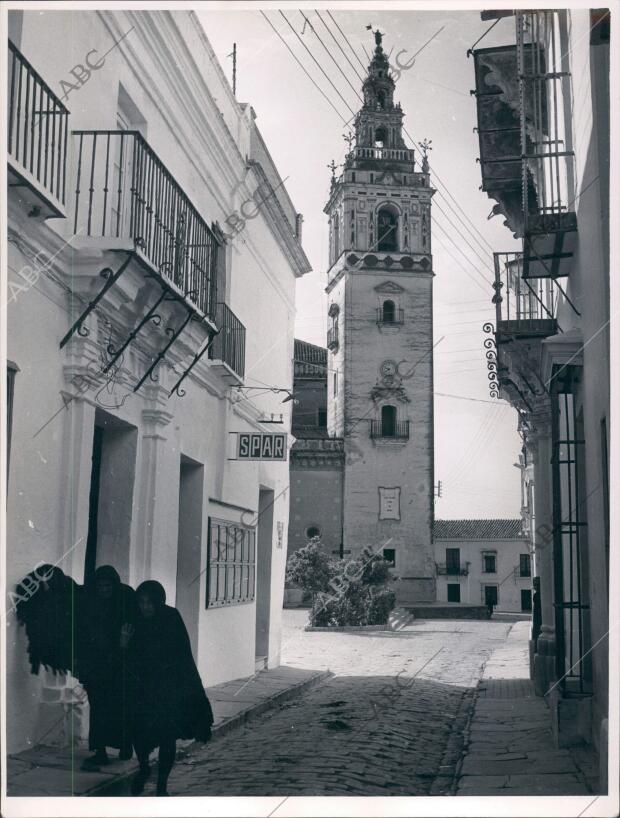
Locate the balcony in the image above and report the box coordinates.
[208,302,246,383]
[493,251,559,340]
[435,562,470,577]
[72,130,220,322]
[370,420,409,440]
[8,40,69,217]
[472,12,577,279]
[354,147,415,163]
[327,326,339,351]
[376,306,404,325]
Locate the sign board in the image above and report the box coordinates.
[232,432,287,461]
[379,487,401,520]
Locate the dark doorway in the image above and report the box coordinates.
[255,488,274,666]
[175,455,204,658]
[83,410,137,584]
[84,426,104,584]
[484,585,498,607]
[521,589,532,612]
[447,584,461,603]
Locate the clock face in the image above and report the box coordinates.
[380,360,397,378]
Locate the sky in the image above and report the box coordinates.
[198,8,524,519]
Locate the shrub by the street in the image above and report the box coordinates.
[285,537,333,596]
[309,551,396,627]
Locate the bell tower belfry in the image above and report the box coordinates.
[324,30,436,604]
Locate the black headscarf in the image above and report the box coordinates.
[129,581,214,751]
[77,564,136,684]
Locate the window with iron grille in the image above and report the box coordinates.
[551,384,591,694]
[206,518,255,608]
[520,553,532,577]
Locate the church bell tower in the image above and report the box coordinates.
[325,30,436,603]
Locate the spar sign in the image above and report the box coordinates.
[232,433,287,461]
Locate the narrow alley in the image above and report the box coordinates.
[99,611,595,797]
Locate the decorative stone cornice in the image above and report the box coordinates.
[290,437,344,469]
[540,330,583,384]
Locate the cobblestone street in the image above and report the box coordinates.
[122,612,514,796]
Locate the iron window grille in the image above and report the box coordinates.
[206,518,256,608]
[551,379,591,695]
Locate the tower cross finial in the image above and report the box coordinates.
[328,159,338,178]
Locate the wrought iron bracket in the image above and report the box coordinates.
[133,309,200,393]
[168,327,221,398]
[59,251,133,349]
[101,289,170,374]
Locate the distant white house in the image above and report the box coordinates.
[433,520,534,613]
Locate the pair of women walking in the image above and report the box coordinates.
[17,564,213,796]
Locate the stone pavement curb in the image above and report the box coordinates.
[452,622,600,796]
[7,665,331,798]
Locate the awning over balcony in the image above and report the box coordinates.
[472,44,542,238]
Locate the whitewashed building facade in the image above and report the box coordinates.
[5,9,310,754]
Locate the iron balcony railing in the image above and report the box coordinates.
[516,11,576,233]
[516,11,577,278]
[435,562,470,577]
[493,251,559,335]
[8,40,69,208]
[355,146,415,162]
[376,306,405,324]
[327,326,339,350]
[208,302,246,379]
[72,130,219,320]
[370,420,409,440]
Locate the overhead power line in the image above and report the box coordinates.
[300,11,364,103]
[259,11,347,124]
[314,10,366,84]
[279,10,357,118]
[326,9,368,74]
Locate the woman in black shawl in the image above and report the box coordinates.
[122,580,213,796]
[15,564,80,676]
[78,565,136,769]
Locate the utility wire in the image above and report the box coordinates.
[259,11,347,124]
[279,10,357,118]
[314,9,366,84]
[323,11,496,256]
[326,9,368,73]
[300,11,364,103]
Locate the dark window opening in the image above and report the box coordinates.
[375,127,388,148]
[318,408,327,428]
[382,299,395,323]
[520,553,532,577]
[381,405,397,437]
[446,548,461,575]
[306,525,322,540]
[483,553,497,574]
[447,584,461,603]
[377,207,398,252]
[521,589,533,612]
[383,548,396,566]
